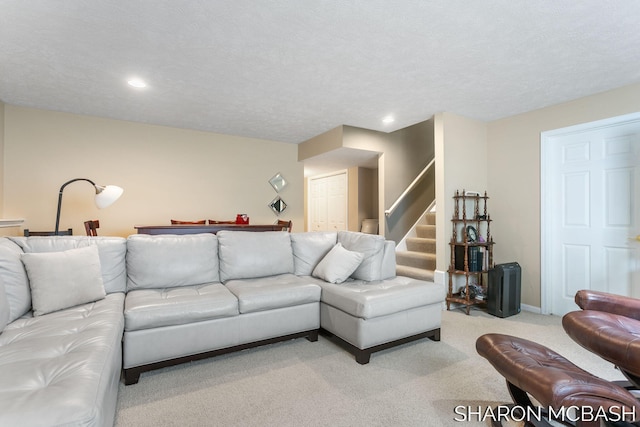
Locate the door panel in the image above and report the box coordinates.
[562,244,590,301]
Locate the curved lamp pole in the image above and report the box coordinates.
[54,178,124,235]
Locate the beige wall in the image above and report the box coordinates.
[435,112,488,288]
[486,82,640,309]
[297,126,344,162]
[3,106,303,237]
[347,166,378,232]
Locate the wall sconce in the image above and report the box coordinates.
[54,178,123,235]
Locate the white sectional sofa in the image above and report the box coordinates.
[0,230,445,426]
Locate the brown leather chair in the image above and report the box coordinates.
[573,289,640,320]
[476,289,640,425]
[476,333,640,425]
[171,219,206,224]
[84,220,100,236]
[563,290,640,389]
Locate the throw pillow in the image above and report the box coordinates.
[312,243,364,284]
[21,245,106,316]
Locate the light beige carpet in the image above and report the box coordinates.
[115,308,624,427]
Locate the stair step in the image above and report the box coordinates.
[406,237,436,254]
[425,212,436,226]
[416,224,435,239]
[395,251,436,270]
[396,265,435,282]
[395,209,437,282]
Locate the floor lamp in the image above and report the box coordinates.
[54,178,124,235]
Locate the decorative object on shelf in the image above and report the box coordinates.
[269,196,287,215]
[460,283,485,301]
[171,219,206,224]
[55,178,123,235]
[235,214,249,224]
[446,189,494,315]
[466,225,477,242]
[268,173,287,193]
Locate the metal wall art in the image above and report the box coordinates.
[269,196,287,215]
[269,173,288,193]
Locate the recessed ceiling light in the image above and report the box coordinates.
[127,78,147,88]
[382,115,395,124]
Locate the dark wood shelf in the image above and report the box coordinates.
[446,190,494,315]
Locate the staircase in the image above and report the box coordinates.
[395,212,436,282]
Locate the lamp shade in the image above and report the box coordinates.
[95,185,124,209]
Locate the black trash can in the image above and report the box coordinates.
[487,262,521,318]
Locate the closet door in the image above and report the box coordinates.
[309,177,328,231]
[308,171,348,231]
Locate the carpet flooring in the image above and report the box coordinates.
[115,307,624,427]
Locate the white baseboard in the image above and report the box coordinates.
[434,269,446,286]
[520,303,541,314]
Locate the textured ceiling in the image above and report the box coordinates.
[1,1,640,144]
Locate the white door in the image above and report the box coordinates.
[543,114,640,315]
[308,171,348,232]
[309,177,328,231]
[327,172,347,231]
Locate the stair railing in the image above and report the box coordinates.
[385,158,435,217]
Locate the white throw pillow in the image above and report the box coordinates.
[21,245,106,316]
[312,243,364,284]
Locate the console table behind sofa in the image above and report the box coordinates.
[135,224,286,235]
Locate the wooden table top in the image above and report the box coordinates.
[134,224,286,235]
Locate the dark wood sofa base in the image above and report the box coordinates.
[320,327,441,364]
[123,328,319,385]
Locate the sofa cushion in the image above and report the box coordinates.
[312,243,364,284]
[319,276,445,319]
[124,283,239,331]
[126,234,219,290]
[225,274,321,314]
[21,245,106,316]
[10,236,128,293]
[0,277,9,333]
[0,238,30,322]
[290,231,337,276]
[218,231,294,282]
[338,231,386,281]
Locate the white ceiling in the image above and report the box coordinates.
[1,1,640,145]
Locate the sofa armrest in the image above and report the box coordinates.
[574,290,640,321]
